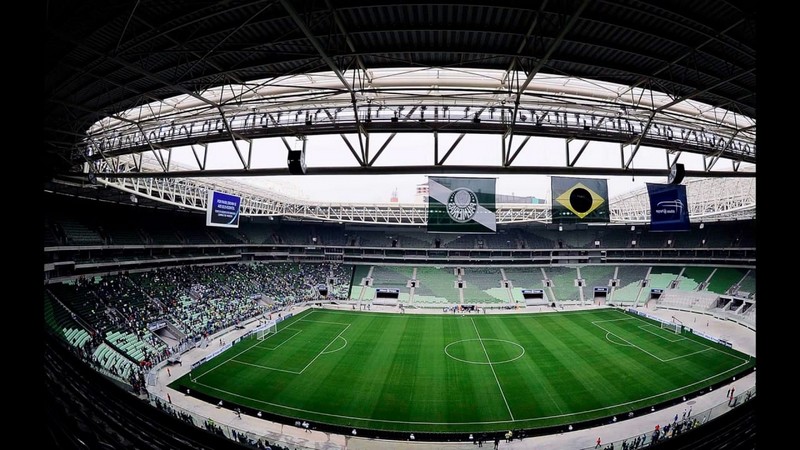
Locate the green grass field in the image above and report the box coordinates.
[172,308,754,433]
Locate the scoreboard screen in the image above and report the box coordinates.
[206,191,241,228]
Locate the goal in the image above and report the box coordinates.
[255,320,278,340]
[660,321,681,334]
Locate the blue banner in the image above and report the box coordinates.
[647,183,689,231]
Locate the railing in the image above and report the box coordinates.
[146,393,338,450]
[578,386,755,450]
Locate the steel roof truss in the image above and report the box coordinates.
[566,139,590,167]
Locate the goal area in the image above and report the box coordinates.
[660,321,681,334]
[255,320,278,340]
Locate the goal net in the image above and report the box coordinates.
[255,320,278,340]
[660,321,681,334]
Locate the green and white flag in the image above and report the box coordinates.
[427,177,496,233]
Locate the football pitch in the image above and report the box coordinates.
[172,308,754,433]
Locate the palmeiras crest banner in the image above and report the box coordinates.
[427,177,497,233]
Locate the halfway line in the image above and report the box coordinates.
[470,317,515,421]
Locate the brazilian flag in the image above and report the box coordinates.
[428,177,496,233]
[551,176,610,222]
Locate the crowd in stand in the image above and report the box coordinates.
[47,262,353,388]
[597,413,702,450]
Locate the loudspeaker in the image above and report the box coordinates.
[668,163,685,184]
[288,149,307,175]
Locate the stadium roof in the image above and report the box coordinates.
[44,0,756,179]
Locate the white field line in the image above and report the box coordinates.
[194,326,288,381]
[637,324,687,343]
[470,317,515,421]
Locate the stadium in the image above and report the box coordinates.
[43,1,757,449]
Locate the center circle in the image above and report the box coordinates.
[444,339,525,365]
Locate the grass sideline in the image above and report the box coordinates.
[171,308,754,433]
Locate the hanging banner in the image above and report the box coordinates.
[551,177,610,222]
[427,177,496,233]
[647,183,690,231]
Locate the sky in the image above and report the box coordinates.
[168,132,752,203]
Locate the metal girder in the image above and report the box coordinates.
[623,114,654,170]
[280,0,354,97]
[190,143,208,171]
[617,18,747,101]
[81,68,756,178]
[98,164,753,179]
[506,0,590,156]
[519,0,591,95]
[504,135,531,167]
[704,125,754,172]
[280,0,366,160]
[367,133,396,167]
[623,66,755,170]
[85,95,754,161]
[566,139,590,167]
[324,0,371,82]
[219,109,252,170]
[97,168,754,225]
[54,31,219,112]
[503,0,549,81]
[436,133,466,166]
[340,133,365,167]
[666,150,682,170]
[366,106,422,166]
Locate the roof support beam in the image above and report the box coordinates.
[704,125,755,172]
[506,0,590,157]
[219,109,251,170]
[617,18,747,100]
[340,134,365,166]
[57,34,219,110]
[666,150,682,170]
[96,165,754,179]
[503,0,549,82]
[567,139,591,167]
[325,0,371,83]
[436,133,466,166]
[367,133,397,167]
[280,0,366,159]
[625,68,755,169]
[505,135,531,167]
[190,143,208,171]
[367,106,421,166]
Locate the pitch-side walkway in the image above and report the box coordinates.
[147,303,755,450]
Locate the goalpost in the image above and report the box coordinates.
[255,320,278,340]
[660,321,681,334]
